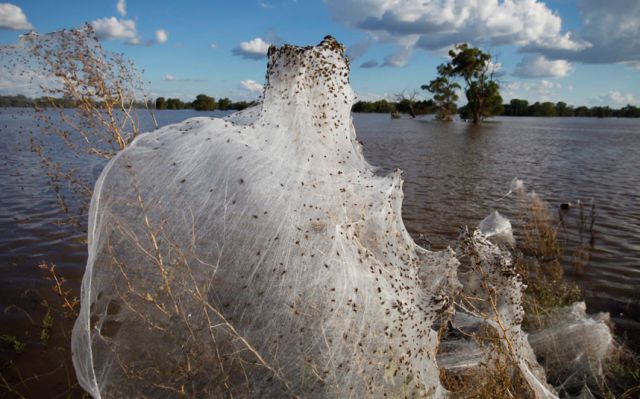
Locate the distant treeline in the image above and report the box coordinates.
[4,94,638,118]
[0,94,89,108]
[352,97,640,118]
[352,99,436,115]
[155,94,255,111]
[0,94,256,111]
[502,99,640,118]
[0,94,153,109]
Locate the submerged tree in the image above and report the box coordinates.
[436,43,503,124]
[394,90,420,118]
[422,75,459,121]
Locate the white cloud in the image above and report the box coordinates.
[161,74,206,83]
[91,17,138,43]
[233,37,271,60]
[116,0,126,16]
[609,91,635,105]
[488,61,506,78]
[210,43,218,49]
[383,46,413,67]
[155,29,168,44]
[526,0,640,65]
[240,79,263,94]
[594,91,637,106]
[513,55,574,78]
[0,64,61,97]
[0,3,32,30]
[258,1,273,9]
[576,0,639,64]
[501,79,561,102]
[325,0,587,67]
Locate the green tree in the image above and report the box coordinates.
[590,106,612,118]
[218,97,232,110]
[372,99,396,113]
[539,102,557,117]
[508,99,529,116]
[555,101,574,117]
[422,76,459,121]
[192,94,217,111]
[574,106,590,117]
[166,98,185,109]
[439,43,503,123]
[155,97,167,110]
[617,104,640,118]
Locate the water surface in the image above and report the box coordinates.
[1,109,638,396]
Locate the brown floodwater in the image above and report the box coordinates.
[1,109,639,397]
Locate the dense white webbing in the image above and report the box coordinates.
[71,37,612,398]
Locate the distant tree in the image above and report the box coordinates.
[438,43,503,123]
[422,76,459,121]
[155,97,167,110]
[574,106,590,117]
[372,99,396,113]
[232,100,253,111]
[555,101,574,117]
[166,98,185,110]
[506,99,529,116]
[394,90,421,118]
[192,94,216,111]
[218,97,232,110]
[352,101,375,113]
[539,102,557,117]
[413,99,437,115]
[590,106,612,118]
[617,104,640,118]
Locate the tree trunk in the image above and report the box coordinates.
[472,110,480,124]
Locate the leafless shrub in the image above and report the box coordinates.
[2,24,156,229]
[0,24,154,398]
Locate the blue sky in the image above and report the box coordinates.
[0,0,638,106]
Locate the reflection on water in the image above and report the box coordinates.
[0,109,639,396]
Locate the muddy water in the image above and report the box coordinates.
[1,109,638,397]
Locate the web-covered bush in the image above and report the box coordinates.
[72,37,613,398]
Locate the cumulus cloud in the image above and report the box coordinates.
[233,37,271,60]
[513,55,574,78]
[91,17,138,42]
[501,79,561,102]
[163,74,175,81]
[594,91,637,106]
[155,29,168,44]
[210,43,218,49]
[240,79,264,94]
[116,0,126,16]
[383,46,413,67]
[488,61,506,78]
[0,64,61,97]
[525,0,640,65]
[0,3,32,30]
[325,0,587,67]
[360,59,379,68]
